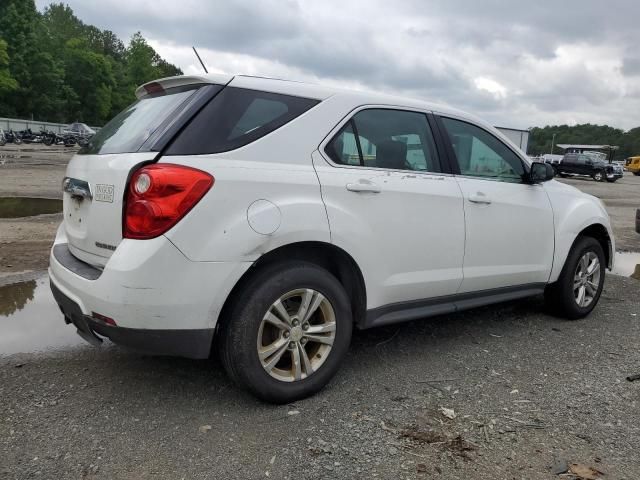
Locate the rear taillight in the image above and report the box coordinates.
[123,164,213,239]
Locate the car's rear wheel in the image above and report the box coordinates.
[219,262,352,403]
[544,236,605,319]
[592,171,604,182]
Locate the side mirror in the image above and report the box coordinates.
[529,161,555,183]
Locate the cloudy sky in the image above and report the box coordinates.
[36,0,640,130]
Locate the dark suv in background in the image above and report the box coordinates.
[554,153,623,182]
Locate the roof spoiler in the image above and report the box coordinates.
[135,74,234,99]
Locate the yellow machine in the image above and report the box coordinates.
[626,156,640,175]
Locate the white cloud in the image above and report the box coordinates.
[37,0,640,130]
[474,77,507,100]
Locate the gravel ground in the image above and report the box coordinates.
[1,275,639,479]
[1,144,640,478]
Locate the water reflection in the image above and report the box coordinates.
[0,276,86,356]
[0,197,63,218]
[612,252,640,280]
[0,280,36,316]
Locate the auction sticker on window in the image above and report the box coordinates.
[94,184,114,203]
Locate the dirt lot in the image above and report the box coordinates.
[1,144,640,479]
[0,144,69,280]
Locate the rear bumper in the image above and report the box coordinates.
[51,280,213,358]
[49,225,251,358]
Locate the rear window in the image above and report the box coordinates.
[165,87,319,155]
[80,85,208,155]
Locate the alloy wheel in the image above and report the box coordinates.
[257,288,336,382]
[573,251,601,308]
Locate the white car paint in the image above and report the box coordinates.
[453,176,555,292]
[49,225,251,330]
[49,74,614,351]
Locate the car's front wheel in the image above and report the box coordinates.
[219,262,352,403]
[544,236,605,319]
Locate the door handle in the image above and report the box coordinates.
[468,192,491,204]
[346,180,381,193]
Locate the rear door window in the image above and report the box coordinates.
[325,108,442,173]
[165,88,319,155]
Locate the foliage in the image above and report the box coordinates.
[0,39,18,96]
[528,124,640,160]
[0,1,182,125]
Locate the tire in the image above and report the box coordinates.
[219,261,353,403]
[592,171,604,182]
[605,177,617,183]
[544,236,605,319]
[634,172,640,176]
[14,137,22,145]
[43,137,53,146]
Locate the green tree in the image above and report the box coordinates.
[528,124,636,160]
[41,3,85,52]
[63,38,114,124]
[0,39,18,95]
[127,32,181,87]
[0,2,182,124]
[0,0,39,117]
[28,50,67,122]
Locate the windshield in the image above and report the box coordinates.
[80,85,202,155]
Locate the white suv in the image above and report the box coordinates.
[49,74,614,402]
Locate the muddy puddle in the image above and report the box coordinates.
[0,276,86,356]
[0,196,62,218]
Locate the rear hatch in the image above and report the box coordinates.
[62,75,229,267]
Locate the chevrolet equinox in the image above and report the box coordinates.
[50,74,614,402]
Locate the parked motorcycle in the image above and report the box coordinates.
[17,128,42,144]
[2,129,22,145]
[61,134,77,147]
[40,129,64,146]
